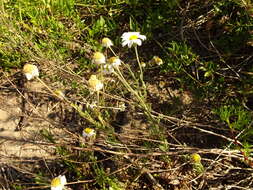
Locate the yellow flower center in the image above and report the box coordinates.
[191,153,201,163]
[102,38,110,42]
[23,64,36,74]
[93,52,104,59]
[51,177,61,187]
[84,128,93,134]
[154,57,162,63]
[129,35,138,40]
[102,38,111,44]
[90,75,97,80]
[108,57,117,64]
[89,78,99,88]
[88,75,103,91]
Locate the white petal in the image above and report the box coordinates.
[139,34,146,40]
[121,32,129,39]
[131,32,140,36]
[96,83,103,91]
[25,73,33,80]
[60,175,67,185]
[112,59,121,67]
[128,41,134,48]
[122,40,128,47]
[135,39,142,46]
[51,186,62,190]
[33,70,39,77]
[121,32,138,39]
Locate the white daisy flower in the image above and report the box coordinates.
[88,75,103,91]
[121,32,146,48]
[82,128,96,138]
[92,52,106,65]
[102,37,113,48]
[51,175,67,190]
[23,64,39,80]
[108,57,121,68]
[103,64,114,74]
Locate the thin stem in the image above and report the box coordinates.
[108,46,117,57]
[122,61,138,82]
[99,65,105,105]
[100,65,104,78]
[134,46,147,98]
[36,77,68,102]
[109,46,138,83]
[114,68,153,121]
[97,90,100,106]
[134,46,143,82]
[36,77,106,128]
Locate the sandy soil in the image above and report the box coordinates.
[0,80,62,163]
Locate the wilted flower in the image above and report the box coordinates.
[140,62,146,68]
[103,64,114,75]
[102,37,113,48]
[51,175,67,190]
[88,75,103,91]
[86,101,97,109]
[151,56,163,65]
[190,153,204,174]
[108,57,121,68]
[121,32,146,48]
[92,52,106,65]
[23,64,39,80]
[54,89,65,100]
[82,128,96,138]
[191,153,201,163]
[118,102,126,111]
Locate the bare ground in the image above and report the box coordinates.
[0,71,253,189]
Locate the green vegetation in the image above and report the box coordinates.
[0,0,253,189]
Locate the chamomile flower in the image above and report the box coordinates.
[92,52,106,65]
[82,128,96,138]
[108,57,121,68]
[140,62,146,68]
[151,56,163,66]
[121,32,146,48]
[51,175,67,190]
[103,64,114,75]
[102,37,113,48]
[23,64,39,80]
[88,75,103,91]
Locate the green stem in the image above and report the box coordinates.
[109,46,138,85]
[36,77,103,127]
[36,77,67,101]
[108,46,117,57]
[122,61,138,82]
[97,90,100,106]
[114,68,153,121]
[134,46,143,82]
[134,46,147,97]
